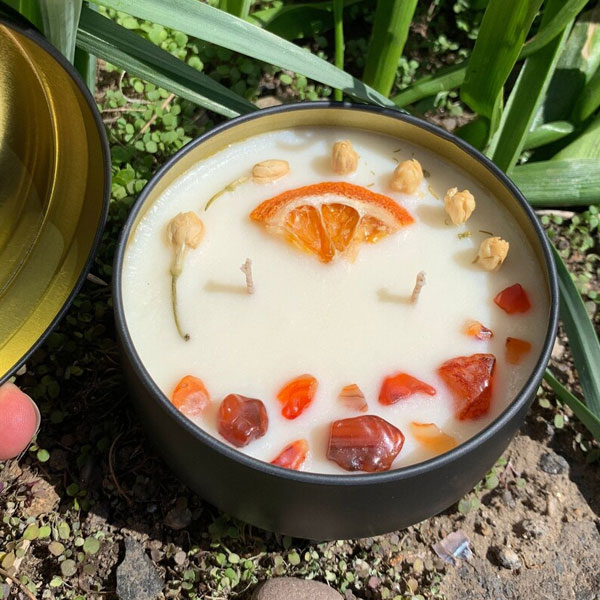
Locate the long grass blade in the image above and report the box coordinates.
[523,121,575,150]
[544,370,600,441]
[92,0,395,108]
[77,6,256,118]
[362,0,418,97]
[74,47,97,94]
[522,0,589,57]
[551,243,600,417]
[3,0,43,30]
[221,0,251,20]
[537,6,600,125]
[333,0,344,102]
[488,0,573,172]
[39,0,82,62]
[247,0,363,41]
[511,158,600,206]
[394,0,588,109]
[554,113,600,160]
[461,0,543,126]
[392,62,466,108]
[572,67,600,123]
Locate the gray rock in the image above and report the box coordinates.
[539,452,569,475]
[519,518,547,540]
[502,489,516,509]
[117,539,164,600]
[495,547,522,571]
[252,577,342,600]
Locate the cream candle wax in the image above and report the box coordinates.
[122,126,549,474]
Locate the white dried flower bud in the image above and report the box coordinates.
[167,211,204,250]
[476,236,510,271]
[390,159,423,194]
[444,187,476,225]
[332,140,359,174]
[167,211,204,277]
[252,159,290,183]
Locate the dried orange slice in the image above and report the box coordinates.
[250,182,414,263]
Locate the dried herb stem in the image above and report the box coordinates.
[205,176,249,211]
[171,271,190,341]
[411,271,426,304]
[240,258,255,294]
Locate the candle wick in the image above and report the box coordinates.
[240,258,254,294]
[411,271,426,304]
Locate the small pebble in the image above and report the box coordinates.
[539,452,569,475]
[546,495,559,518]
[413,557,424,574]
[519,519,547,540]
[252,577,342,600]
[495,547,522,570]
[502,489,516,509]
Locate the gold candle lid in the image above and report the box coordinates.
[0,7,109,383]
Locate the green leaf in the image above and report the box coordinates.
[572,67,600,122]
[77,6,256,118]
[248,0,363,41]
[393,62,466,108]
[333,0,344,101]
[522,0,589,56]
[92,0,395,107]
[551,243,600,417]
[36,448,49,462]
[2,0,43,30]
[23,523,39,540]
[544,371,600,441]
[393,0,590,108]
[511,158,600,205]
[60,559,77,578]
[554,113,600,159]
[461,0,543,123]
[523,121,575,150]
[362,0,418,97]
[39,0,82,62]
[455,117,489,151]
[489,0,573,172]
[537,6,600,124]
[220,0,251,20]
[83,537,101,555]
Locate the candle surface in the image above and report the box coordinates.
[122,127,550,473]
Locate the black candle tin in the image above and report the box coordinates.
[113,103,558,540]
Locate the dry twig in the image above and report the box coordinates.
[411,271,426,304]
[240,259,255,294]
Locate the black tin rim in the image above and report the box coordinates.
[0,4,111,385]
[113,101,559,486]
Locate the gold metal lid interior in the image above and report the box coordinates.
[0,22,108,381]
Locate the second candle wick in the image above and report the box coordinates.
[411,271,426,304]
[241,258,255,295]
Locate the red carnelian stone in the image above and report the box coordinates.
[271,439,309,470]
[277,374,318,420]
[465,320,493,340]
[438,354,496,420]
[378,373,436,405]
[505,337,532,365]
[327,415,405,472]
[217,394,268,447]
[171,375,210,417]
[494,284,531,314]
